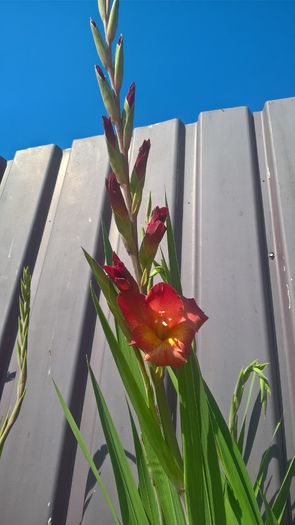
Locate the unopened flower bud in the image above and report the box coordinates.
[114,34,124,93]
[95,65,119,123]
[90,18,108,68]
[104,252,139,292]
[98,0,107,21]
[131,139,151,216]
[107,0,119,44]
[122,83,135,151]
[102,116,126,184]
[106,173,134,252]
[139,206,168,270]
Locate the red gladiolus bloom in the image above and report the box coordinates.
[104,252,139,293]
[118,282,208,367]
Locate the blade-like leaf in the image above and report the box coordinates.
[88,365,150,525]
[178,354,226,525]
[164,197,182,294]
[143,436,187,525]
[128,407,162,525]
[261,492,280,525]
[272,456,295,523]
[53,381,121,525]
[102,221,113,265]
[205,382,264,525]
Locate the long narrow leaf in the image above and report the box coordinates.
[261,492,280,525]
[272,456,295,523]
[88,365,150,525]
[102,221,113,265]
[128,408,162,525]
[53,381,121,525]
[205,382,264,525]
[143,437,187,525]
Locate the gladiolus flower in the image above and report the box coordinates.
[104,252,139,293]
[118,282,208,367]
[139,206,168,269]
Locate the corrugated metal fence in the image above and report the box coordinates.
[0,96,294,524]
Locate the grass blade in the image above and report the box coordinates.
[271,456,295,523]
[128,407,162,525]
[88,365,150,525]
[102,221,113,265]
[53,381,121,525]
[205,382,264,525]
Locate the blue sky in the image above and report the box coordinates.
[1,0,295,160]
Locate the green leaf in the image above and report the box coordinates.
[272,456,295,523]
[143,436,186,525]
[128,407,162,525]
[261,492,279,525]
[53,381,121,525]
[178,354,226,525]
[88,365,150,525]
[102,221,113,265]
[90,285,183,488]
[165,197,182,294]
[205,382,264,525]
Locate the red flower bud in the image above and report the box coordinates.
[139,206,168,270]
[134,139,151,181]
[104,252,139,292]
[126,82,135,107]
[95,64,105,80]
[105,172,128,219]
[146,206,168,237]
[102,116,116,148]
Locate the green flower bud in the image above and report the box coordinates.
[114,35,124,93]
[122,83,135,152]
[98,0,106,22]
[102,116,126,184]
[107,0,119,44]
[90,19,108,68]
[106,173,135,254]
[95,65,119,123]
[130,139,151,216]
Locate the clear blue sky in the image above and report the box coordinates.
[1,0,295,160]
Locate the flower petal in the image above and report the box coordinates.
[182,297,208,330]
[144,341,188,368]
[118,292,152,330]
[168,322,196,355]
[146,283,184,328]
[131,324,162,353]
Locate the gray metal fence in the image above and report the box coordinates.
[0,96,294,524]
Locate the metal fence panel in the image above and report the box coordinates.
[0,97,294,524]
